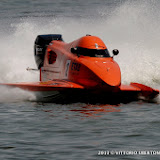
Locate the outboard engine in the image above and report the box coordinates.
[34,34,63,69]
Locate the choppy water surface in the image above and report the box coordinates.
[0,0,160,159]
[0,101,160,160]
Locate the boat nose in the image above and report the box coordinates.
[94,60,121,87]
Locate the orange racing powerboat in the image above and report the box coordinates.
[1,34,159,103]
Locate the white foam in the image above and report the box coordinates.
[0,86,36,103]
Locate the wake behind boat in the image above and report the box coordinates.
[1,34,159,103]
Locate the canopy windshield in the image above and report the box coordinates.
[77,47,111,57]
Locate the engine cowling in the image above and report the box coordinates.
[34,34,63,69]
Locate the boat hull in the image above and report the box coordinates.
[33,89,154,104]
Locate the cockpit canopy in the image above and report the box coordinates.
[71,35,111,57]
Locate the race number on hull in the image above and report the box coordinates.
[65,60,71,78]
